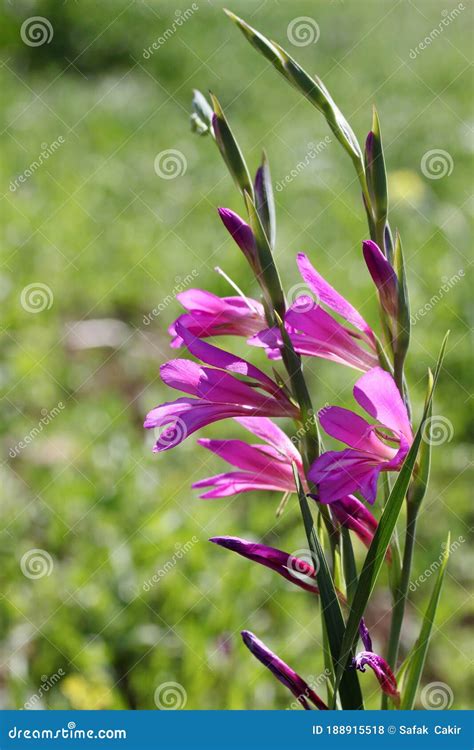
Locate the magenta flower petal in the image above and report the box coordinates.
[145,398,249,452]
[241,630,328,710]
[169,291,265,347]
[160,359,202,395]
[285,302,378,372]
[353,651,400,704]
[247,326,283,360]
[194,368,288,413]
[176,322,285,399]
[146,332,298,453]
[197,438,294,482]
[319,406,396,458]
[330,495,377,547]
[309,449,382,504]
[194,472,292,498]
[296,253,373,339]
[193,417,302,498]
[234,416,302,465]
[353,366,412,441]
[311,367,413,504]
[358,622,373,653]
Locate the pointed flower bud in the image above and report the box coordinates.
[241,630,328,710]
[363,239,398,320]
[254,152,276,250]
[364,108,390,257]
[210,536,319,594]
[218,207,259,272]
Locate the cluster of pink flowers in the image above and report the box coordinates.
[144,201,407,707]
[141,10,443,709]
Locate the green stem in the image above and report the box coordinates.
[382,501,418,708]
[393,351,405,401]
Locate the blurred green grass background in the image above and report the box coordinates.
[0,0,472,710]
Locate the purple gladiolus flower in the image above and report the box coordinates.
[250,253,379,371]
[144,324,298,452]
[353,651,400,704]
[241,630,328,710]
[209,536,319,594]
[309,366,413,504]
[363,240,398,319]
[193,416,303,498]
[218,207,259,271]
[168,289,265,348]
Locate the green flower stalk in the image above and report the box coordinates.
[144,11,451,711]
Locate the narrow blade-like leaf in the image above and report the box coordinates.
[210,93,254,199]
[224,10,362,163]
[400,532,450,709]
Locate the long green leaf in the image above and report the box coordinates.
[400,532,450,709]
[224,10,362,163]
[335,333,449,694]
[293,466,364,710]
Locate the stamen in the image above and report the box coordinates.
[214,266,259,313]
[276,490,291,517]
